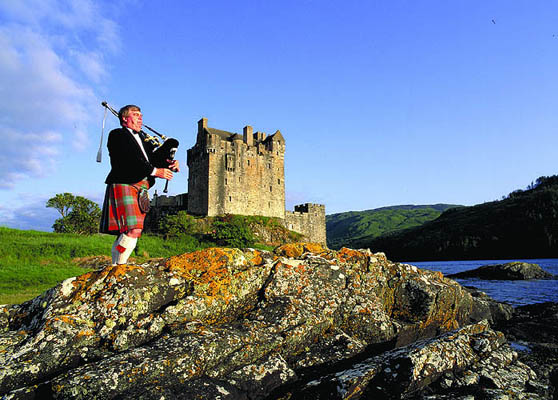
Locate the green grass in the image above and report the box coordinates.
[0,227,207,305]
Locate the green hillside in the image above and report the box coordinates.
[364,176,558,261]
[326,204,459,249]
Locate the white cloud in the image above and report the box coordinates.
[0,0,121,188]
[73,50,107,83]
[0,126,63,187]
[0,195,58,231]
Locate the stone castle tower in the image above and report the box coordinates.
[152,118,326,244]
[187,118,286,218]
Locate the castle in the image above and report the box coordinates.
[151,118,326,244]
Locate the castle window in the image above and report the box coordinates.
[270,186,272,192]
[277,179,280,185]
[225,178,227,185]
[247,160,250,166]
[267,163,271,169]
[226,154,236,172]
[268,202,271,208]
[239,177,241,182]
[229,196,232,202]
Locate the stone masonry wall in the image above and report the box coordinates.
[188,118,285,218]
[186,132,209,216]
[285,203,326,245]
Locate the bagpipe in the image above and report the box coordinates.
[98,101,179,193]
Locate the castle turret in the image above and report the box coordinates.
[198,118,208,132]
[271,130,284,142]
[197,118,208,144]
[268,130,285,152]
[243,125,253,146]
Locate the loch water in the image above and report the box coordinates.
[406,258,558,306]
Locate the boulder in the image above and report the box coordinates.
[462,286,514,324]
[447,261,554,280]
[0,243,537,399]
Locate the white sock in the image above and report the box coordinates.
[111,239,120,266]
[113,234,138,265]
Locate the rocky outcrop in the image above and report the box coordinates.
[495,302,558,399]
[1,243,540,399]
[292,321,539,399]
[448,261,554,280]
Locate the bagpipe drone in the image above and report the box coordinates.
[97,101,179,193]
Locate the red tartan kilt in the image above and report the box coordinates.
[100,179,149,235]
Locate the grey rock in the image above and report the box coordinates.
[0,244,547,399]
[447,261,554,280]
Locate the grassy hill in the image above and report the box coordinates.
[326,204,459,249]
[364,176,558,261]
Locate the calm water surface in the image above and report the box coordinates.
[406,258,558,306]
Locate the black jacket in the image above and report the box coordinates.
[105,127,157,187]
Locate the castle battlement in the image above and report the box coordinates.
[191,118,285,156]
[285,204,326,244]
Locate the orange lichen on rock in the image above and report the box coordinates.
[69,264,145,302]
[108,263,145,279]
[274,242,327,258]
[76,329,95,338]
[165,248,254,304]
[245,249,264,266]
[337,248,369,265]
[166,248,238,279]
[55,315,77,325]
[43,314,79,330]
[417,312,460,334]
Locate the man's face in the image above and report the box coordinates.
[122,109,142,131]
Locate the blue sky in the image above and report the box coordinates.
[1,0,557,231]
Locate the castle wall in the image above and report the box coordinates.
[208,139,285,218]
[285,203,327,245]
[186,140,209,216]
[152,193,188,208]
[188,119,285,218]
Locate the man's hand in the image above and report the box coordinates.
[154,168,174,180]
[167,159,180,172]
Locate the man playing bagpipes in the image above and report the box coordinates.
[99,104,179,265]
